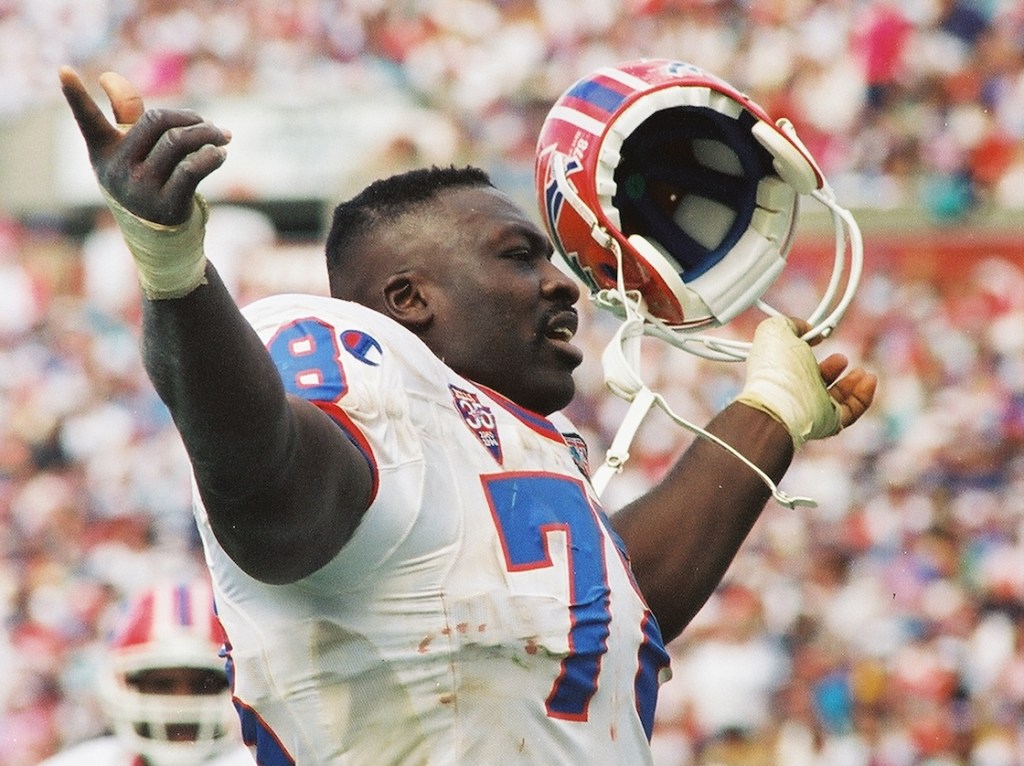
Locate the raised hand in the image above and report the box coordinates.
[737,316,876,448]
[58,66,230,226]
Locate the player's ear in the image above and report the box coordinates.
[381,272,433,330]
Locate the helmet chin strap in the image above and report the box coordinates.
[588,234,817,509]
[550,147,856,507]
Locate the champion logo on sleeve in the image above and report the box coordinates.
[340,329,383,366]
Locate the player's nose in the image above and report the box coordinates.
[540,258,580,305]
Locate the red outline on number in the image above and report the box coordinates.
[231,696,295,766]
[265,317,380,506]
[482,470,609,722]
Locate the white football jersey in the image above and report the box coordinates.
[35,736,254,766]
[195,294,669,765]
[35,738,137,766]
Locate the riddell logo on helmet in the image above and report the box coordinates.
[568,133,589,160]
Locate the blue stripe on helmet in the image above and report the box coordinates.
[566,79,629,115]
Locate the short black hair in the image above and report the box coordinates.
[325,165,494,278]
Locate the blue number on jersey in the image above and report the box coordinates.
[636,612,667,739]
[233,699,295,766]
[266,318,348,401]
[591,502,670,738]
[483,472,611,721]
[483,471,667,735]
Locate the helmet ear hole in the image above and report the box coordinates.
[673,194,738,253]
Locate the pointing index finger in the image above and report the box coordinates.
[58,66,121,159]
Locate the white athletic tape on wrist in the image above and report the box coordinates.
[735,315,841,449]
[99,185,209,300]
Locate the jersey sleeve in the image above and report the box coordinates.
[238,294,452,591]
[241,294,422,502]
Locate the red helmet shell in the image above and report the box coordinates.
[536,59,822,327]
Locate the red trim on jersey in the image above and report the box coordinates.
[313,400,380,506]
[232,696,296,766]
[474,384,566,444]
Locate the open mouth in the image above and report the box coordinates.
[546,325,575,342]
[541,309,583,366]
[543,308,578,343]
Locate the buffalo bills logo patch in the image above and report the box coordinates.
[450,385,502,465]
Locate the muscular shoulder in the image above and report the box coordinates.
[238,293,449,478]
[242,292,379,329]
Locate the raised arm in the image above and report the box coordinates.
[611,317,876,642]
[59,68,373,583]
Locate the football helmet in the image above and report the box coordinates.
[535,58,862,361]
[98,580,237,766]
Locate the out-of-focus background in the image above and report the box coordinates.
[1,1,1022,764]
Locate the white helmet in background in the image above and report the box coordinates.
[98,580,238,766]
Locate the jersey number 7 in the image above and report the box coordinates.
[482,472,667,737]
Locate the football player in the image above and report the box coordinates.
[36,580,251,766]
[58,60,874,765]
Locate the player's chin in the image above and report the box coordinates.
[524,371,576,416]
[543,334,584,369]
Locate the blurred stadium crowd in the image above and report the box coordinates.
[1,1,1023,765]
[3,0,1024,214]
